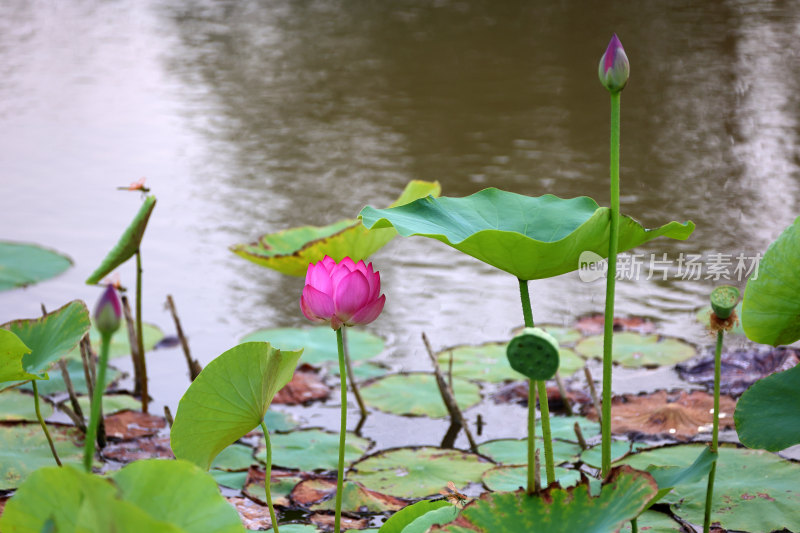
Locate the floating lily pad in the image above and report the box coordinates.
[231,180,440,276]
[264,410,299,433]
[86,195,157,284]
[621,444,800,532]
[696,304,744,336]
[292,478,406,513]
[436,343,583,383]
[171,342,302,471]
[434,466,658,533]
[229,496,276,530]
[575,333,696,368]
[0,329,36,383]
[360,373,481,418]
[735,364,800,451]
[477,438,582,466]
[78,394,142,415]
[539,416,600,442]
[211,470,248,490]
[260,429,372,472]
[66,321,164,361]
[0,389,52,421]
[541,325,584,346]
[676,346,799,396]
[580,441,649,469]
[20,358,122,396]
[741,216,800,346]
[212,444,256,472]
[0,241,72,292]
[583,390,736,440]
[482,465,582,492]
[1,301,91,384]
[241,327,384,366]
[265,525,317,533]
[328,361,389,381]
[0,424,84,489]
[619,511,684,532]
[360,189,694,280]
[575,315,657,336]
[244,467,305,507]
[348,447,493,499]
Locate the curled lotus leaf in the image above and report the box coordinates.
[359,189,694,280]
[231,180,440,276]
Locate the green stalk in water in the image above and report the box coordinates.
[33,381,61,466]
[598,34,629,477]
[135,250,148,413]
[334,327,347,533]
[260,421,280,533]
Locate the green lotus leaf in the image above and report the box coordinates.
[86,195,157,284]
[360,373,481,418]
[437,342,583,383]
[741,216,800,345]
[171,342,302,470]
[0,300,91,389]
[575,332,696,368]
[20,359,121,396]
[210,470,248,490]
[541,325,583,346]
[244,472,304,507]
[305,479,405,513]
[621,444,800,533]
[66,321,164,361]
[0,424,85,490]
[241,326,383,366]
[538,416,600,442]
[257,428,372,471]
[478,438,581,466]
[435,465,657,533]
[231,180,441,276]
[0,329,36,382]
[579,441,649,469]
[0,389,53,421]
[265,526,318,533]
[735,364,800,451]
[619,511,684,532]
[482,465,582,492]
[111,459,246,533]
[379,500,458,533]
[643,446,717,506]
[359,189,694,280]
[349,447,493,499]
[77,393,141,415]
[264,409,299,432]
[211,444,255,472]
[0,241,72,292]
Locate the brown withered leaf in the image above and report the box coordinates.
[583,390,736,440]
[104,410,166,440]
[243,465,308,507]
[492,382,590,411]
[227,496,272,530]
[291,477,406,512]
[273,364,330,405]
[309,512,368,531]
[102,435,174,462]
[575,315,656,336]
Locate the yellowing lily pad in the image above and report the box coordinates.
[360,373,481,418]
[0,424,85,489]
[575,332,696,368]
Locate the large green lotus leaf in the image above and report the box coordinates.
[0,389,53,421]
[231,180,441,276]
[360,373,481,418]
[619,511,684,532]
[0,301,91,390]
[0,241,72,292]
[241,327,383,366]
[0,464,182,533]
[741,216,800,345]
[0,329,36,382]
[86,195,157,284]
[477,438,581,466]
[575,332,696,368]
[437,343,583,383]
[434,466,657,533]
[349,447,493,499]
[735,364,800,451]
[171,342,303,470]
[258,428,371,471]
[482,465,582,492]
[379,500,459,533]
[643,446,717,506]
[0,424,85,489]
[20,359,121,396]
[621,444,800,533]
[359,189,694,280]
[111,459,246,533]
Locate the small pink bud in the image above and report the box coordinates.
[300,256,385,330]
[598,34,629,93]
[94,284,122,336]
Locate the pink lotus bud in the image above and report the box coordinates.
[94,284,122,336]
[300,256,386,330]
[598,34,629,93]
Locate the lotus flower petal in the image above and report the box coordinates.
[334,270,371,320]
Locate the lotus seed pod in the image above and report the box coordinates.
[506,327,560,380]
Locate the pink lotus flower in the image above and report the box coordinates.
[598,34,629,93]
[300,256,386,330]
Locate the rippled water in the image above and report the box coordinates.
[1,1,799,432]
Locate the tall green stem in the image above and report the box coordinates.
[83,333,111,471]
[703,330,724,532]
[33,381,61,466]
[334,327,347,533]
[527,379,537,494]
[260,422,279,533]
[136,250,148,413]
[601,91,621,477]
[518,278,555,488]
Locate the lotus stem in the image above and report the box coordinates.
[631,518,638,533]
[260,421,279,533]
[601,90,621,477]
[136,250,148,413]
[528,380,537,494]
[518,278,555,488]
[33,381,61,466]
[334,327,347,533]
[83,333,111,471]
[341,327,367,420]
[703,330,724,533]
